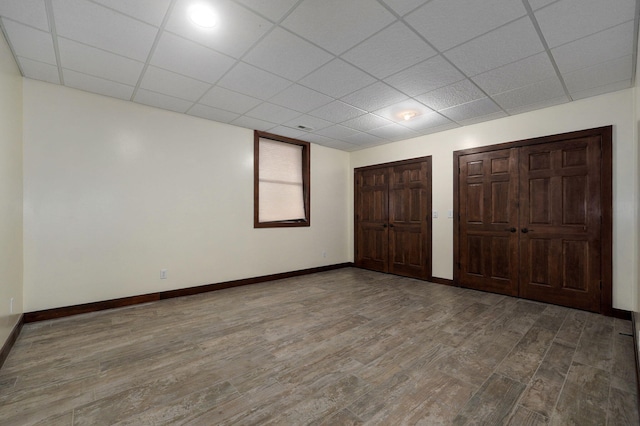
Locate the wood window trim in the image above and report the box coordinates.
[254,130,310,228]
[452,125,613,315]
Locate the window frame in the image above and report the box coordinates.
[254,130,310,228]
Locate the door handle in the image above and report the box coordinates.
[521,228,529,233]
[389,224,394,228]
[382,224,387,228]
[504,227,516,233]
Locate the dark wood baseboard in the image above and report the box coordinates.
[0,314,24,370]
[632,313,640,421]
[430,277,455,286]
[611,308,632,320]
[24,262,354,323]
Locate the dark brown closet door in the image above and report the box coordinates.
[355,168,389,273]
[355,157,432,280]
[458,148,519,295]
[518,137,602,311]
[388,161,430,279]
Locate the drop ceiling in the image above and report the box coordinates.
[1,0,638,151]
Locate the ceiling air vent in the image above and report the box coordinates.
[297,125,314,131]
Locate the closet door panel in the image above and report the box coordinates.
[518,137,601,311]
[458,148,519,296]
[388,161,430,279]
[355,169,389,272]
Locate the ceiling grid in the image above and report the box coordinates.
[0,0,636,151]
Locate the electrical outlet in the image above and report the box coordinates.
[432,211,438,218]
[322,250,327,258]
[160,269,168,279]
[448,210,454,218]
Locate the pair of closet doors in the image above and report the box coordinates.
[354,157,432,280]
[454,127,612,313]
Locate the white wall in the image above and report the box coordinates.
[0,31,23,346]
[22,80,351,312]
[351,89,639,312]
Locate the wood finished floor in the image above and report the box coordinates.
[1,268,638,425]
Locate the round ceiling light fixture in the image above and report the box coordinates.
[188,3,218,28]
[402,111,417,121]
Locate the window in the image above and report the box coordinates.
[254,131,310,228]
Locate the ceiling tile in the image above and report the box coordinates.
[445,17,544,76]
[374,99,434,123]
[266,126,307,139]
[2,19,56,64]
[188,104,240,123]
[63,68,134,100]
[535,0,635,48]
[380,0,428,17]
[439,97,502,122]
[458,110,507,126]
[246,102,301,123]
[134,88,193,113]
[552,21,634,74]
[58,37,144,86]
[234,0,300,22]
[570,79,632,101]
[140,66,211,101]
[283,114,332,131]
[53,0,157,61]
[563,55,633,94]
[0,0,49,31]
[367,123,420,141]
[165,0,272,59]
[281,0,395,55]
[384,55,465,97]
[505,95,569,116]
[527,0,558,10]
[299,59,376,98]
[344,132,386,146]
[150,32,235,84]
[309,101,366,122]
[492,77,565,110]
[471,52,556,95]
[340,82,409,112]
[243,27,333,81]
[91,0,172,27]
[416,79,485,111]
[405,0,527,51]
[230,115,276,131]
[303,133,338,146]
[314,125,359,139]
[18,57,60,84]
[341,114,392,132]
[318,139,361,151]
[199,86,262,114]
[420,121,461,135]
[269,84,333,113]
[342,22,436,79]
[217,62,291,100]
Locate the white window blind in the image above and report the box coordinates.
[258,137,306,223]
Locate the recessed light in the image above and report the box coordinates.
[189,3,218,28]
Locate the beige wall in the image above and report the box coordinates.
[0,31,23,347]
[350,89,639,312]
[22,80,351,312]
[16,63,640,314]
